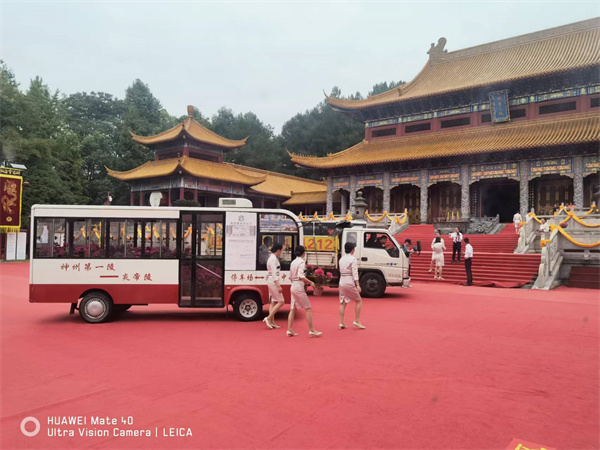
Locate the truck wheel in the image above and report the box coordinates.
[360,273,386,298]
[79,292,113,323]
[233,293,262,322]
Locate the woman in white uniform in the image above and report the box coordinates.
[432,236,445,280]
[338,242,365,330]
[263,243,284,329]
[287,245,322,338]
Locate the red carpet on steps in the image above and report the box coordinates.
[395,224,540,288]
[1,262,598,450]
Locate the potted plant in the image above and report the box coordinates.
[305,266,333,296]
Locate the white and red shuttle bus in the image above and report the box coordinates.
[29,200,302,323]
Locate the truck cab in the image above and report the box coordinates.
[303,221,410,297]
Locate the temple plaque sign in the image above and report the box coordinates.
[583,156,600,173]
[529,158,573,176]
[356,173,384,187]
[332,177,350,189]
[391,171,421,185]
[428,167,461,183]
[489,90,510,123]
[469,163,519,182]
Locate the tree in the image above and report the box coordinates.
[212,108,289,173]
[280,87,364,178]
[368,80,405,96]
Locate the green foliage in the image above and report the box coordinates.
[368,80,406,96]
[280,87,364,179]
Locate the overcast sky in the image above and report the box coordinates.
[1,1,598,133]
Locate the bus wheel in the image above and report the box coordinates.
[360,273,386,298]
[79,292,113,323]
[233,294,261,322]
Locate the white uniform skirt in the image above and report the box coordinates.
[267,280,284,303]
[339,275,361,304]
[290,281,311,309]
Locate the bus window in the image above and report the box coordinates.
[35,218,67,257]
[163,221,178,258]
[125,220,143,259]
[144,221,160,258]
[109,220,126,258]
[72,220,89,258]
[257,233,296,270]
[88,219,105,257]
[199,216,223,259]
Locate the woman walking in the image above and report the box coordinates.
[263,242,284,329]
[287,246,322,338]
[338,242,365,330]
[432,236,446,280]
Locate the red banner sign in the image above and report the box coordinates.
[0,173,23,233]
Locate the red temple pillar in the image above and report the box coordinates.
[180,187,184,202]
[261,198,265,208]
[193,189,198,202]
[139,191,144,206]
[130,191,134,206]
[168,189,172,207]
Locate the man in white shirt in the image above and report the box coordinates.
[513,211,522,234]
[449,227,463,263]
[464,237,473,286]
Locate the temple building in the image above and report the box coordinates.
[107,106,326,213]
[290,18,600,223]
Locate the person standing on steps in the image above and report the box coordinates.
[449,227,463,263]
[287,245,322,338]
[263,243,284,329]
[513,211,522,235]
[464,237,474,286]
[338,242,365,330]
[431,236,446,280]
[429,230,441,273]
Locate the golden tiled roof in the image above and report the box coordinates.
[106,156,266,185]
[231,164,326,197]
[283,191,327,205]
[130,117,247,149]
[106,157,325,198]
[328,18,600,110]
[290,111,600,169]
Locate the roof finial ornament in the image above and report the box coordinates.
[427,37,447,62]
[187,105,194,118]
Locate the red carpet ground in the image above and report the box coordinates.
[396,224,541,287]
[1,262,599,450]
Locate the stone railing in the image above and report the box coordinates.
[468,215,500,234]
[532,212,600,289]
[532,228,563,289]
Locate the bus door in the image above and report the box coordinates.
[180,212,224,307]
